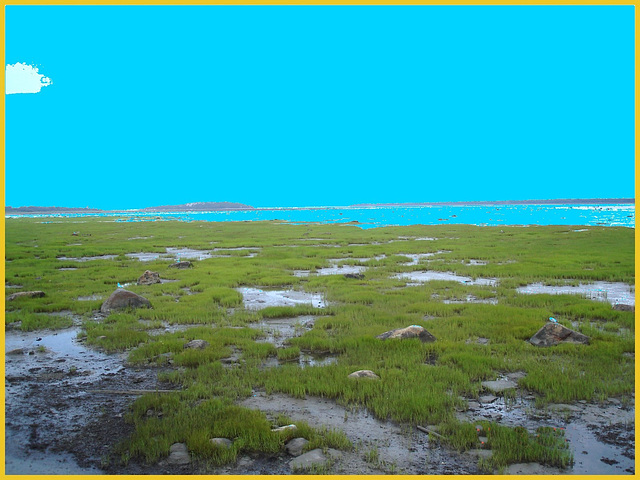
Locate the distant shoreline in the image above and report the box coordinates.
[4,198,635,215]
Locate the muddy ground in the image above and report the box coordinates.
[5,316,635,475]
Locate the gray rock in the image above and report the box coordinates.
[348,370,380,380]
[467,401,481,410]
[184,339,210,350]
[344,273,364,279]
[479,395,497,404]
[529,322,589,347]
[376,325,436,343]
[6,291,45,301]
[138,270,161,285]
[466,448,492,459]
[167,443,190,465]
[6,348,25,355]
[100,289,151,313]
[169,261,193,269]
[285,437,309,456]
[482,379,517,393]
[613,304,634,312]
[289,448,341,472]
[210,438,232,448]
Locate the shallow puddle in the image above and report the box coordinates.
[393,271,498,286]
[237,288,326,310]
[261,353,338,369]
[57,255,118,262]
[125,247,259,262]
[254,315,315,348]
[76,295,103,301]
[516,282,635,306]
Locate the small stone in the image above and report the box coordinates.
[347,370,380,380]
[6,348,24,355]
[479,395,497,404]
[285,437,309,456]
[169,261,193,269]
[166,443,190,465]
[210,438,232,448]
[290,448,340,472]
[481,380,517,393]
[6,291,45,301]
[478,436,488,444]
[467,401,481,410]
[376,325,436,343]
[183,339,209,350]
[138,270,161,285]
[272,424,297,433]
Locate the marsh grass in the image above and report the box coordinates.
[5,218,634,468]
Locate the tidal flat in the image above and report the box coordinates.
[4,218,635,474]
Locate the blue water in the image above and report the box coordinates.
[8,204,635,229]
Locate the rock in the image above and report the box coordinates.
[502,462,564,475]
[183,339,209,350]
[376,325,436,343]
[167,443,190,465]
[285,437,309,456]
[348,370,380,380]
[210,438,232,448]
[529,322,590,347]
[6,291,45,301]
[290,448,341,472]
[100,289,151,313]
[271,424,297,433]
[6,348,24,355]
[613,304,635,312]
[466,449,492,459]
[138,270,161,285]
[477,337,490,345]
[479,395,497,404]
[344,273,364,279]
[169,261,193,269]
[467,401,481,410]
[482,379,517,393]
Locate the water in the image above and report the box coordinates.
[8,204,635,229]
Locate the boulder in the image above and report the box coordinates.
[166,443,190,465]
[344,273,364,279]
[138,270,161,285]
[6,291,45,301]
[613,304,635,312]
[100,289,151,314]
[482,379,517,393]
[209,438,232,448]
[376,325,436,343]
[183,339,209,350]
[290,448,341,472]
[529,322,590,347]
[286,437,309,456]
[348,370,380,380]
[169,261,193,269]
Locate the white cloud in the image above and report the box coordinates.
[6,62,53,95]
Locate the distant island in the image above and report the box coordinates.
[5,198,634,215]
[6,202,255,215]
[350,198,635,208]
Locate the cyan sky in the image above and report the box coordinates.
[5,6,634,209]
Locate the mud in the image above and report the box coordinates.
[516,281,635,306]
[239,392,480,475]
[5,322,182,475]
[237,288,327,310]
[393,271,498,286]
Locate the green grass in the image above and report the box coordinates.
[4,217,634,470]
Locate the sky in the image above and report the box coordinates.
[5,6,635,210]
